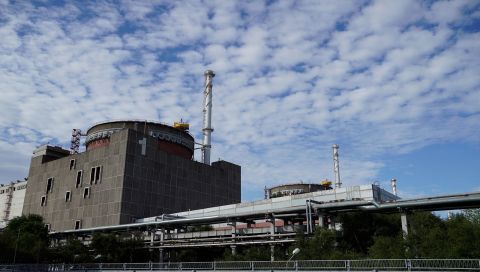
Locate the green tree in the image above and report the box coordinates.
[293,228,338,260]
[464,209,480,224]
[118,236,150,263]
[445,214,480,258]
[223,246,272,261]
[90,233,121,262]
[338,212,401,255]
[1,214,49,263]
[50,238,92,263]
[368,235,406,258]
[407,212,449,258]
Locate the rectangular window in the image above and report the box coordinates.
[74,220,81,230]
[65,191,71,202]
[83,187,90,198]
[69,159,76,170]
[90,168,95,184]
[41,195,47,206]
[46,178,53,193]
[95,166,102,184]
[76,171,83,188]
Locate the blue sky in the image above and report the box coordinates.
[0,0,479,201]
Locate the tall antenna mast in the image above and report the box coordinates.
[202,70,215,165]
[333,144,342,188]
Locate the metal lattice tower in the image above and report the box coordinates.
[70,129,83,154]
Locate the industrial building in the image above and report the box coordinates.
[265,180,332,199]
[22,70,241,232]
[0,180,27,228]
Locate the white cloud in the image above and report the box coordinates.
[0,0,478,200]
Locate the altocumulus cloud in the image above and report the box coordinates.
[0,0,479,200]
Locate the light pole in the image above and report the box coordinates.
[286,248,300,269]
[12,226,23,272]
[13,227,21,265]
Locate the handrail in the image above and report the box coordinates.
[1,259,480,271]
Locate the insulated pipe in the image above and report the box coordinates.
[52,193,480,235]
[202,70,215,165]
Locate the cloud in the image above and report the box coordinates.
[0,0,478,200]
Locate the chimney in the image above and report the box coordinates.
[333,144,342,188]
[202,70,215,164]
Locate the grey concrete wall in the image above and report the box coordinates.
[23,130,128,231]
[23,128,241,231]
[120,130,241,223]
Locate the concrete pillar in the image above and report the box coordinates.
[270,244,275,261]
[401,213,409,239]
[328,215,336,230]
[317,212,325,228]
[159,228,165,262]
[159,248,164,263]
[269,215,275,261]
[230,221,237,239]
[160,228,165,243]
[150,230,155,246]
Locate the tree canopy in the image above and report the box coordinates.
[1,210,479,263]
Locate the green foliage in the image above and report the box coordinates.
[0,214,49,263]
[367,211,480,259]
[444,214,480,258]
[223,246,272,261]
[90,233,120,262]
[171,247,225,262]
[368,235,406,258]
[464,209,480,224]
[338,212,401,255]
[89,233,149,263]
[293,228,339,259]
[1,210,479,263]
[49,238,92,263]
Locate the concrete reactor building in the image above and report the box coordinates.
[22,70,241,231]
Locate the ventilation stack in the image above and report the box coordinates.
[332,144,342,188]
[391,178,397,196]
[202,70,215,164]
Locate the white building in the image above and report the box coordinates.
[0,180,27,228]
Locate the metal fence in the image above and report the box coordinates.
[1,259,479,271]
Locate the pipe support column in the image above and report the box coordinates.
[401,212,409,239]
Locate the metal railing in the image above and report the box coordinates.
[0,259,479,271]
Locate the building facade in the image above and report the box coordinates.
[0,180,27,228]
[22,121,241,231]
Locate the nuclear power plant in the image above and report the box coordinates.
[21,70,241,232]
[5,70,480,264]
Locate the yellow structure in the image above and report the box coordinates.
[173,121,190,131]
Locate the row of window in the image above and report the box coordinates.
[45,219,82,231]
[41,165,102,207]
[75,166,102,188]
[41,187,91,206]
[44,165,102,195]
[0,184,28,194]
